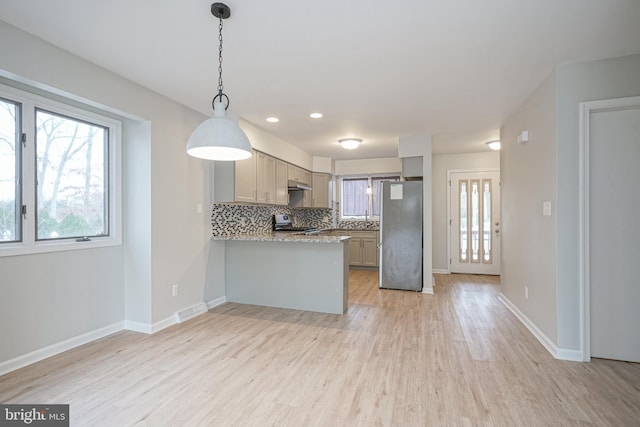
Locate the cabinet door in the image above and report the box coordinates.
[256,153,276,204]
[312,173,331,208]
[302,170,312,187]
[275,159,288,205]
[235,152,256,203]
[362,238,378,267]
[287,164,301,182]
[348,237,362,265]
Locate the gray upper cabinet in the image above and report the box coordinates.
[275,159,288,205]
[312,173,332,208]
[234,151,257,203]
[214,150,294,206]
[256,152,276,204]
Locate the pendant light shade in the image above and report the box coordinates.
[186,3,252,161]
[187,101,252,161]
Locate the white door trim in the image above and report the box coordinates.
[446,168,500,275]
[578,95,640,362]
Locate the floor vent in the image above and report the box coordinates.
[176,302,208,323]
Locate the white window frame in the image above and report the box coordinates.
[339,174,400,221]
[0,83,122,257]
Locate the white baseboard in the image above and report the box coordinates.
[422,276,435,294]
[432,269,450,275]
[0,321,124,377]
[1,298,230,376]
[498,294,557,357]
[498,293,584,362]
[556,348,584,362]
[124,315,176,334]
[206,296,226,309]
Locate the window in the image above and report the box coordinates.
[340,175,400,219]
[0,97,20,242]
[0,83,121,256]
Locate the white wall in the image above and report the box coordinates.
[555,54,640,351]
[501,70,558,344]
[0,20,212,364]
[334,157,401,175]
[240,119,312,170]
[431,152,500,271]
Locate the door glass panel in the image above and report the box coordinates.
[459,180,467,262]
[483,180,492,263]
[471,180,480,262]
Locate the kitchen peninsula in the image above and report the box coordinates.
[212,232,350,314]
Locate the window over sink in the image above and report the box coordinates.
[339,175,400,220]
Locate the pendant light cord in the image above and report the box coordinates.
[217,14,224,99]
[212,11,229,110]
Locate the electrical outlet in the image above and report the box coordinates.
[172,284,179,297]
[525,286,529,299]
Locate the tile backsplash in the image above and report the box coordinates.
[211,202,378,236]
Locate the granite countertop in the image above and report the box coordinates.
[211,232,351,243]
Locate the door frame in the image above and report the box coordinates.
[578,95,640,362]
[446,168,500,275]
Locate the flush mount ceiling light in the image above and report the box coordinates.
[486,140,501,151]
[309,112,323,119]
[266,117,279,123]
[186,3,252,161]
[339,138,362,150]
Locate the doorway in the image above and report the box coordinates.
[581,96,640,363]
[448,170,500,275]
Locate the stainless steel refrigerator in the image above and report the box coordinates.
[379,181,423,291]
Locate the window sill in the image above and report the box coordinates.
[0,236,122,258]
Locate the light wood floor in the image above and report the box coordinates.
[1,271,639,426]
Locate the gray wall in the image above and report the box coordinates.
[431,152,500,271]
[555,54,640,350]
[0,20,212,363]
[501,71,558,344]
[500,54,640,354]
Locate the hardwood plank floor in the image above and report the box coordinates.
[1,271,639,426]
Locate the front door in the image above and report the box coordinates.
[450,171,500,275]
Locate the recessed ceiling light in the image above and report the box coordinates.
[266,117,279,123]
[309,112,323,119]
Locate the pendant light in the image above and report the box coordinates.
[186,3,253,161]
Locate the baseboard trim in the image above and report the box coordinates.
[124,315,175,334]
[206,296,227,309]
[0,321,124,377]
[498,293,558,358]
[432,269,450,275]
[556,348,584,362]
[422,276,435,294]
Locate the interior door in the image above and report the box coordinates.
[450,171,500,275]
[589,102,640,363]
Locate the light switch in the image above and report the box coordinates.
[197,203,203,214]
[542,201,551,216]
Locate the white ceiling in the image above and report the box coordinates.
[1,0,639,159]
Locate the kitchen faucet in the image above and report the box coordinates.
[364,210,368,226]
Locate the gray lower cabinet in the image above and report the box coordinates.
[346,231,379,267]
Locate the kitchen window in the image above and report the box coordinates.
[0,83,121,256]
[340,175,400,219]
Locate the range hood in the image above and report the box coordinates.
[287,180,312,191]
